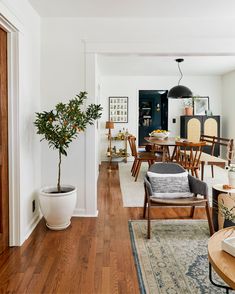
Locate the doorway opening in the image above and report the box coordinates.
[138,90,168,146]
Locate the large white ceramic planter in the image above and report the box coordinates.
[39,185,77,230]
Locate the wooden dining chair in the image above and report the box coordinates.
[200,134,234,179]
[128,136,162,181]
[175,141,206,178]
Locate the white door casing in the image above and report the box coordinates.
[0,5,21,246]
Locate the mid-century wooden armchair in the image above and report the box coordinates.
[143,162,214,239]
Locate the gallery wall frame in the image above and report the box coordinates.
[109,96,128,123]
[193,96,209,115]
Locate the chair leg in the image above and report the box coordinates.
[135,161,142,181]
[131,158,137,176]
[131,158,136,173]
[211,165,214,178]
[205,201,215,236]
[190,206,195,218]
[201,162,205,181]
[143,188,147,218]
[133,159,139,176]
[147,203,151,239]
[195,169,199,178]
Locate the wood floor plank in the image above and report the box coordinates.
[0,162,207,293]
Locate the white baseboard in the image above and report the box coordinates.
[73,208,99,217]
[22,208,98,244]
[24,212,42,242]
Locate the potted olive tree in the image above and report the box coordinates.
[34,92,102,230]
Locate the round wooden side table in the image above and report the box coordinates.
[212,184,235,231]
[208,227,235,292]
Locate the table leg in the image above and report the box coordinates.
[124,136,127,163]
[166,146,170,161]
[170,146,177,162]
[209,263,232,293]
[162,146,167,162]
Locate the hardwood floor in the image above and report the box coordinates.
[0,162,207,293]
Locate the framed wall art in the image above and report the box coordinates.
[109,96,128,123]
[193,96,209,115]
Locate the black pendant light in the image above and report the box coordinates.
[167,58,192,98]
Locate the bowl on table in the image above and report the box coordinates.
[149,130,170,139]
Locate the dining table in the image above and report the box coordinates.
[145,136,228,181]
[144,136,178,162]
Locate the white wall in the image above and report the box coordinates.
[1,0,41,243]
[41,16,235,217]
[222,70,235,146]
[40,23,86,215]
[0,1,234,243]
[99,75,222,161]
[168,76,222,137]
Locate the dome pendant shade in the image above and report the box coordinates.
[167,58,192,98]
[167,85,192,99]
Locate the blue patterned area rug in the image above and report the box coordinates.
[129,220,225,294]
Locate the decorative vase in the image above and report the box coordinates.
[39,185,77,230]
[228,171,235,188]
[184,106,193,116]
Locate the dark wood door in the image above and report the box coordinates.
[0,27,9,254]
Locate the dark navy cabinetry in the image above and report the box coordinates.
[138,90,168,146]
[180,115,220,156]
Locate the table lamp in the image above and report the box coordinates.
[105,121,114,171]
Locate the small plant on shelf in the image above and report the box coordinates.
[183,98,193,108]
[183,96,199,115]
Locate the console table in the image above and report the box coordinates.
[107,135,130,164]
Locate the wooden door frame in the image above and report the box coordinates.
[0,11,21,246]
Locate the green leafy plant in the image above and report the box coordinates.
[34,92,102,193]
[183,96,199,107]
[218,198,235,222]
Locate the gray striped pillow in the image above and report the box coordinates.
[147,171,193,199]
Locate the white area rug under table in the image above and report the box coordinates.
[119,162,228,207]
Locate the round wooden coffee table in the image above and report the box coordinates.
[208,227,235,292]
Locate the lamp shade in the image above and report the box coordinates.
[105,121,114,129]
[167,85,192,99]
[167,58,193,99]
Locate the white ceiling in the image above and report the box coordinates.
[28,0,235,76]
[98,55,235,76]
[29,0,235,18]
